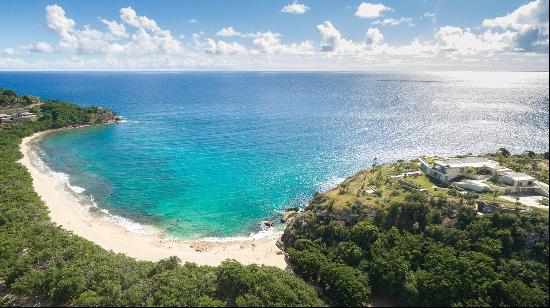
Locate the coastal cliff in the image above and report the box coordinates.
[281,157,549,307]
[1,88,121,130]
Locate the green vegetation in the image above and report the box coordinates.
[2,88,548,307]
[0,89,323,307]
[0,89,39,108]
[283,164,549,306]
[489,148,549,184]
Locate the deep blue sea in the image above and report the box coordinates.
[1,71,548,239]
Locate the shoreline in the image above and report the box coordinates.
[19,129,288,269]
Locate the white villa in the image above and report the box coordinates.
[0,113,11,123]
[0,112,38,123]
[419,157,548,197]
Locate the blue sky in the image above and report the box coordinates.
[0,0,548,70]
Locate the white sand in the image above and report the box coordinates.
[19,130,288,269]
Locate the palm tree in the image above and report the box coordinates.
[491,189,501,203]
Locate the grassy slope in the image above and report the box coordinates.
[282,154,549,307]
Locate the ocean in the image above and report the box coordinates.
[1,71,548,239]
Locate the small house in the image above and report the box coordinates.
[0,113,12,123]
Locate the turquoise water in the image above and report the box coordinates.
[1,72,548,239]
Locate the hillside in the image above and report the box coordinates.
[282,156,549,306]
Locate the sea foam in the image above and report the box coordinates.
[30,141,154,236]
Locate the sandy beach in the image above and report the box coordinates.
[19,130,288,269]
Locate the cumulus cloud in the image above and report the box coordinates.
[216,27,243,37]
[435,26,516,55]
[46,4,77,49]
[27,42,56,53]
[120,6,161,33]
[251,31,314,54]
[119,6,182,54]
[2,42,55,55]
[281,2,310,14]
[315,20,526,59]
[482,0,548,51]
[355,2,393,19]
[365,28,384,46]
[317,21,371,54]
[205,39,247,55]
[2,1,548,70]
[101,19,128,38]
[482,0,548,31]
[317,21,342,52]
[43,5,184,55]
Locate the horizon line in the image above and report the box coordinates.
[0,69,549,73]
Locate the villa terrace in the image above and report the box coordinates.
[419,157,549,202]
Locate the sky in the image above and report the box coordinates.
[0,0,548,71]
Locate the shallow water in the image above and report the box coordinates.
[1,71,548,239]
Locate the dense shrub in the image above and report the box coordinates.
[285,190,549,306]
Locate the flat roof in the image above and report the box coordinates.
[434,157,500,169]
[500,171,535,181]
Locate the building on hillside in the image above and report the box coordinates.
[419,157,503,183]
[0,113,12,123]
[13,112,38,122]
[497,172,536,194]
[418,156,548,197]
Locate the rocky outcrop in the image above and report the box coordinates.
[281,192,378,249]
[281,210,314,249]
[281,208,299,223]
[87,107,119,125]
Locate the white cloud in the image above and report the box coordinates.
[75,26,117,54]
[120,6,162,33]
[317,21,342,51]
[315,20,526,59]
[281,2,310,14]
[482,0,548,51]
[251,31,314,54]
[205,39,247,55]
[46,4,77,49]
[216,27,243,37]
[435,26,517,55]
[372,17,413,26]
[33,42,56,53]
[355,2,393,19]
[42,5,183,55]
[482,0,548,31]
[420,12,437,22]
[2,42,55,55]
[101,19,128,38]
[2,48,16,56]
[117,7,183,54]
[21,42,56,53]
[2,2,548,70]
[365,28,384,45]
[188,19,198,24]
[316,21,367,54]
